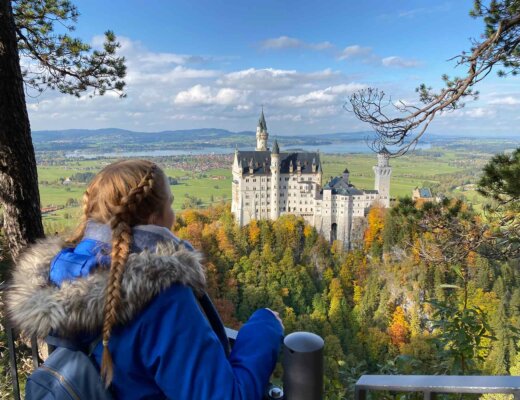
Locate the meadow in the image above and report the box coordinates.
[37,147,491,234]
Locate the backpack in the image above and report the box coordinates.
[25,292,228,399]
[25,336,113,400]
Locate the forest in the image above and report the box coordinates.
[169,150,519,399]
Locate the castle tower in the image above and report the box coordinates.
[373,147,392,207]
[270,139,280,220]
[256,109,268,151]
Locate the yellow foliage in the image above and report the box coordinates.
[303,224,313,238]
[353,281,363,305]
[248,220,261,247]
[388,306,410,347]
[364,206,386,250]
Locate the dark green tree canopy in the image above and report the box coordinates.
[478,148,520,204]
[13,0,126,97]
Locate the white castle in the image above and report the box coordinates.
[231,110,392,248]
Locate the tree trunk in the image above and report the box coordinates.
[0,0,44,260]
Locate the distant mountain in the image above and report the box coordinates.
[31,128,377,152]
[32,128,256,143]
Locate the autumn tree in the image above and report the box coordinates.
[0,0,125,258]
[364,205,386,256]
[388,306,411,347]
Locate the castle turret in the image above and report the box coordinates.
[373,147,392,207]
[256,109,268,151]
[342,168,350,183]
[270,139,280,220]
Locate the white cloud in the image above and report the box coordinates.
[276,83,367,107]
[217,68,339,90]
[488,96,520,105]
[382,56,422,68]
[338,45,374,61]
[338,45,421,68]
[127,65,219,84]
[173,85,249,106]
[260,36,334,51]
[464,107,496,118]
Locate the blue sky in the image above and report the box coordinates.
[27,0,520,137]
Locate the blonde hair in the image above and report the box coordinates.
[68,159,170,386]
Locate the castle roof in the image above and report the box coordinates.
[272,139,279,154]
[258,109,267,131]
[416,187,433,198]
[324,176,365,195]
[236,150,320,175]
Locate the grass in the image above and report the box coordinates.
[37,149,485,228]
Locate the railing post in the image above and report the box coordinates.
[282,331,324,400]
[31,335,40,368]
[354,387,366,400]
[6,324,21,400]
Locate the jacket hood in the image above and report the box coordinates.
[6,237,206,338]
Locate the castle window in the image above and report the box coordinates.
[246,179,249,182]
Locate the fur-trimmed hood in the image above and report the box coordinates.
[6,237,206,338]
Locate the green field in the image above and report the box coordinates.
[37,148,492,233]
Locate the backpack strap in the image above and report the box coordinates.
[45,334,101,355]
[199,292,231,357]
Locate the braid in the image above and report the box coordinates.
[100,164,157,386]
[66,188,91,244]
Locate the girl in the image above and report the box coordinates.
[7,159,283,399]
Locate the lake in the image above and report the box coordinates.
[66,141,431,158]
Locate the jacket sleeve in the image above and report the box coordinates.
[137,285,283,400]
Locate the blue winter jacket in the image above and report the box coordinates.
[7,224,284,400]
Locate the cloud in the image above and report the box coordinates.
[173,85,249,107]
[338,45,421,68]
[217,68,339,90]
[338,45,374,61]
[260,36,334,51]
[488,96,520,105]
[276,83,367,107]
[381,56,422,68]
[464,107,496,118]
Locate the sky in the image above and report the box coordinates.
[26,0,520,137]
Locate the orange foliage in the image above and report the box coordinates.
[388,306,410,347]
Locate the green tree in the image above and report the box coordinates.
[478,147,520,258]
[0,0,125,258]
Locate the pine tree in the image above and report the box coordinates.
[0,0,125,258]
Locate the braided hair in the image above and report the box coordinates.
[68,160,170,386]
